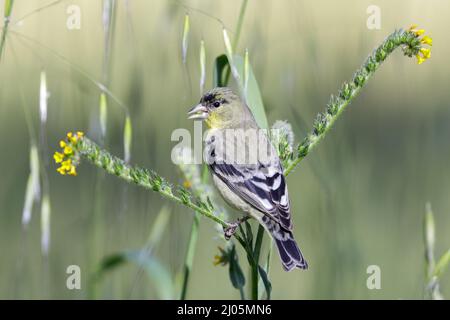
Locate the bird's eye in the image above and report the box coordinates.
[213,101,221,108]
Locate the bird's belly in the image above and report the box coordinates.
[212,175,253,215]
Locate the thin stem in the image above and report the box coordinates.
[239,286,245,300]
[223,0,248,85]
[232,0,248,50]
[284,28,427,176]
[251,224,264,300]
[0,0,14,61]
[180,211,200,299]
[7,30,129,114]
[73,137,230,228]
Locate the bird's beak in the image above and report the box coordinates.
[187,104,208,120]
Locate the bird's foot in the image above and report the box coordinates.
[223,216,250,240]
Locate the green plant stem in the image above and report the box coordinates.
[68,29,424,228]
[251,225,264,300]
[223,0,248,85]
[284,29,425,176]
[61,27,427,301]
[238,286,245,300]
[75,137,229,229]
[0,0,14,61]
[180,211,200,299]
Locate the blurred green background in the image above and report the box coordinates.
[0,0,449,299]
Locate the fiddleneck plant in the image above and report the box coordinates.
[284,25,431,175]
[53,25,432,296]
[55,25,431,215]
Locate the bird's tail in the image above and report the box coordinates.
[261,216,308,271]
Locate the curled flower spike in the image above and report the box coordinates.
[53,131,84,176]
[408,24,432,64]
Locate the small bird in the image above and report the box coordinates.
[188,87,308,271]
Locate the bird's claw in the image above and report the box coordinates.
[223,222,238,240]
[223,216,250,240]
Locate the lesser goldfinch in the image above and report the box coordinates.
[188,87,308,271]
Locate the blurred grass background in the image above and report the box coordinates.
[0,0,449,299]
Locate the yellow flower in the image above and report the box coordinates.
[63,145,73,155]
[213,255,222,266]
[212,247,228,266]
[183,180,192,189]
[408,25,426,37]
[421,35,433,46]
[68,165,77,176]
[416,54,426,65]
[55,132,83,176]
[53,152,64,163]
[61,159,72,170]
[420,48,431,59]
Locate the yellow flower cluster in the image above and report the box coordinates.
[53,131,84,176]
[409,25,432,64]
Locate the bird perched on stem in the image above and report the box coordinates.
[188,87,308,271]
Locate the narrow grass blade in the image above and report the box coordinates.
[4,0,14,16]
[181,13,190,64]
[433,249,450,279]
[180,212,200,300]
[243,49,249,97]
[22,144,40,226]
[94,250,173,299]
[30,144,41,201]
[99,92,107,137]
[123,115,132,163]
[39,70,48,124]
[0,0,14,61]
[424,202,435,276]
[102,0,114,33]
[199,39,206,94]
[22,174,35,226]
[146,205,171,247]
[222,28,240,83]
[258,265,272,300]
[232,54,268,129]
[126,250,174,299]
[40,194,51,255]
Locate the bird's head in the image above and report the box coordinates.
[187,87,243,128]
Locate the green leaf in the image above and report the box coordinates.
[228,244,246,290]
[146,205,171,246]
[4,0,14,18]
[213,54,229,87]
[433,249,450,279]
[93,250,173,299]
[258,265,272,300]
[244,220,254,249]
[212,53,268,130]
[126,251,174,299]
[98,253,126,271]
[232,54,269,129]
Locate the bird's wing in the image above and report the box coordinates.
[210,159,293,231]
